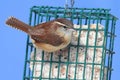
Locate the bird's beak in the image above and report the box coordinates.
[72,27,76,30]
[68,27,76,32]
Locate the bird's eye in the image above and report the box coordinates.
[63,26,67,28]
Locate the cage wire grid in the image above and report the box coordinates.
[23,6,118,80]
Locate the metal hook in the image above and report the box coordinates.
[65,0,75,9]
[64,0,75,17]
[71,0,75,8]
[65,0,68,9]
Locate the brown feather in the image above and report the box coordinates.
[30,19,66,46]
[6,17,73,52]
[6,17,32,34]
[31,33,64,46]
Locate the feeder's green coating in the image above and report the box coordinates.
[23,6,117,80]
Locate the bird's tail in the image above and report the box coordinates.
[6,17,32,34]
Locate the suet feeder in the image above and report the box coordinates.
[23,5,118,80]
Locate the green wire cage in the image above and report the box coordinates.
[23,6,118,80]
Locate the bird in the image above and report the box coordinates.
[6,17,75,52]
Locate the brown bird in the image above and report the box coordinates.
[6,17,75,52]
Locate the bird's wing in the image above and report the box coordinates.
[30,20,65,46]
[30,21,55,36]
[31,33,64,46]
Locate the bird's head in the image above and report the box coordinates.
[51,18,75,35]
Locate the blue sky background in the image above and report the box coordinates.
[0,0,120,80]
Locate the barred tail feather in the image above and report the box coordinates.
[6,16,31,34]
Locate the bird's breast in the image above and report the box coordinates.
[33,42,69,52]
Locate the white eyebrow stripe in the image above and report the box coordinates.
[54,21,66,26]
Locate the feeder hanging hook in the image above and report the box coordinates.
[65,0,75,9]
